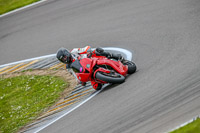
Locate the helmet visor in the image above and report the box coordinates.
[61,55,71,64]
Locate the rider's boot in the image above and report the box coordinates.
[95,47,111,57]
[111,53,124,61]
[95,47,124,61]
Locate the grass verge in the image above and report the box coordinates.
[0,75,68,133]
[0,0,40,15]
[170,117,200,133]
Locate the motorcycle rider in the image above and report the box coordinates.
[56,46,124,86]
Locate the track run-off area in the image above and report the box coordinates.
[1,0,200,133]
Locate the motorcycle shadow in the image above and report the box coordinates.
[100,83,120,93]
[100,71,138,93]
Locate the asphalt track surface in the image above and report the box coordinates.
[1,0,200,133]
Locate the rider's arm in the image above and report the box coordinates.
[71,46,92,55]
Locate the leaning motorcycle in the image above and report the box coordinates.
[70,54,136,90]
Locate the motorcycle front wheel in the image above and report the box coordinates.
[95,71,125,84]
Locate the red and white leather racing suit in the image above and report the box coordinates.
[70,46,92,59]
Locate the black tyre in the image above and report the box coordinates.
[123,61,137,74]
[95,72,125,84]
[96,83,102,90]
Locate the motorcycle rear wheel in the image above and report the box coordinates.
[95,72,125,84]
[123,61,137,74]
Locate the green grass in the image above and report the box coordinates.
[0,75,68,133]
[0,0,40,15]
[171,118,200,133]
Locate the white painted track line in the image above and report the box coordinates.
[167,115,200,133]
[0,0,47,18]
[0,54,55,68]
[34,89,101,133]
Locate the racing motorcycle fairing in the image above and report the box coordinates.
[79,58,96,72]
[74,55,132,90]
[76,58,97,83]
[96,58,128,76]
[76,73,91,82]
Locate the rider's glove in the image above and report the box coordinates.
[87,52,93,58]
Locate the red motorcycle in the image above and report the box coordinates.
[70,55,136,90]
